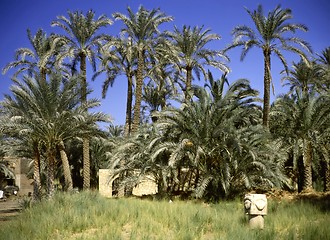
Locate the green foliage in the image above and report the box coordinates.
[51,10,113,74]
[226,4,312,127]
[108,74,288,200]
[1,72,109,196]
[1,4,328,202]
[270,90,330,191]
[2,28,61,78]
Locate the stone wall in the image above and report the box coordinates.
[98,169,158,198]
[2,157,33,196]
[132,175,158,196]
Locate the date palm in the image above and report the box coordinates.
[317,47,330,91]
[1,72,108,197]
[142,80,174,123]
[274,59,330,191]
[150,73,285,199]
[271,91,330,192]
[2,123,43,200]
[112,6,173,133]
[226,4,312,128]
[96,37,137,136]
[2,28,60,82]
[52,10,112,189]
[145,37,179,119]
[166,25,229,100]
[282,60,323,95]
[0,123,15,181]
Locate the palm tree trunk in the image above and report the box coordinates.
[324,160,330,192]
[124,73,133,136]
[132,50,144,133]
[80,54,87,103]
[33,145,41,201]
[263,49,271,128]
[185,66,193,101]
[302,139,313,191]
[47,148,56,198]
[83,138,90,189]
[41,68,47,83]
[159,72,166,110]
[80,53,91,190]
[58,141,73,191]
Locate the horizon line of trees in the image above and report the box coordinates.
[0,4,329,201]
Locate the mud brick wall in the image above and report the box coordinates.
[98,169,158,198]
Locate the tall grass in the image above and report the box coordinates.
[0,191,329,240]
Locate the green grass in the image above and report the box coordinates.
[0,191,329,240]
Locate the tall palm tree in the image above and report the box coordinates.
[166,25,229,100]
[96,37,137,136]
[2,28,60,82]
[226,4,312,128]
[145,37,180,118]
[112,6,173,133]
[2,29,61,199]
[51,10,112,189]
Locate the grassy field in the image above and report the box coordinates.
[0,191,329,240]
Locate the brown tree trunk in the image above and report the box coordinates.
[131,50,144,133]
[263,49,271,128]
[302,139,313,191]
[83,138,90,189]
[80,54,87,103]
[324,160,330,192]
[80,53,91,190]
[40,68,47,83]
[159,71,166,110]
[33,145,41,201]
[124,73,133,136]
[185,66,193,101]
[58,141,73,191]
[47,148,56,198]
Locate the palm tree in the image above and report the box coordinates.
[317,47,330,91]
[107,124,124,138]
[271,91,330,192]
[51,10,112,189]
[2,28,60,82]
[144,37,180,121]
[142,80,174,123]
[96,37,137,136]
[226,4,312,128]
[282,60,323,95]
[107,127,157,197]
[1,72,109,197]
[149,73,286,199]
[166,25,229,100]
[112,6,173,133]
[0,125,15,184]
[275,57,330,192]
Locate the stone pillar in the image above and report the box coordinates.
[244,194,267,229]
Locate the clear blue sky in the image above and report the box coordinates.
[1,0,329,125]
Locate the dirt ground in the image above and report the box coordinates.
[0,197,21,222]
